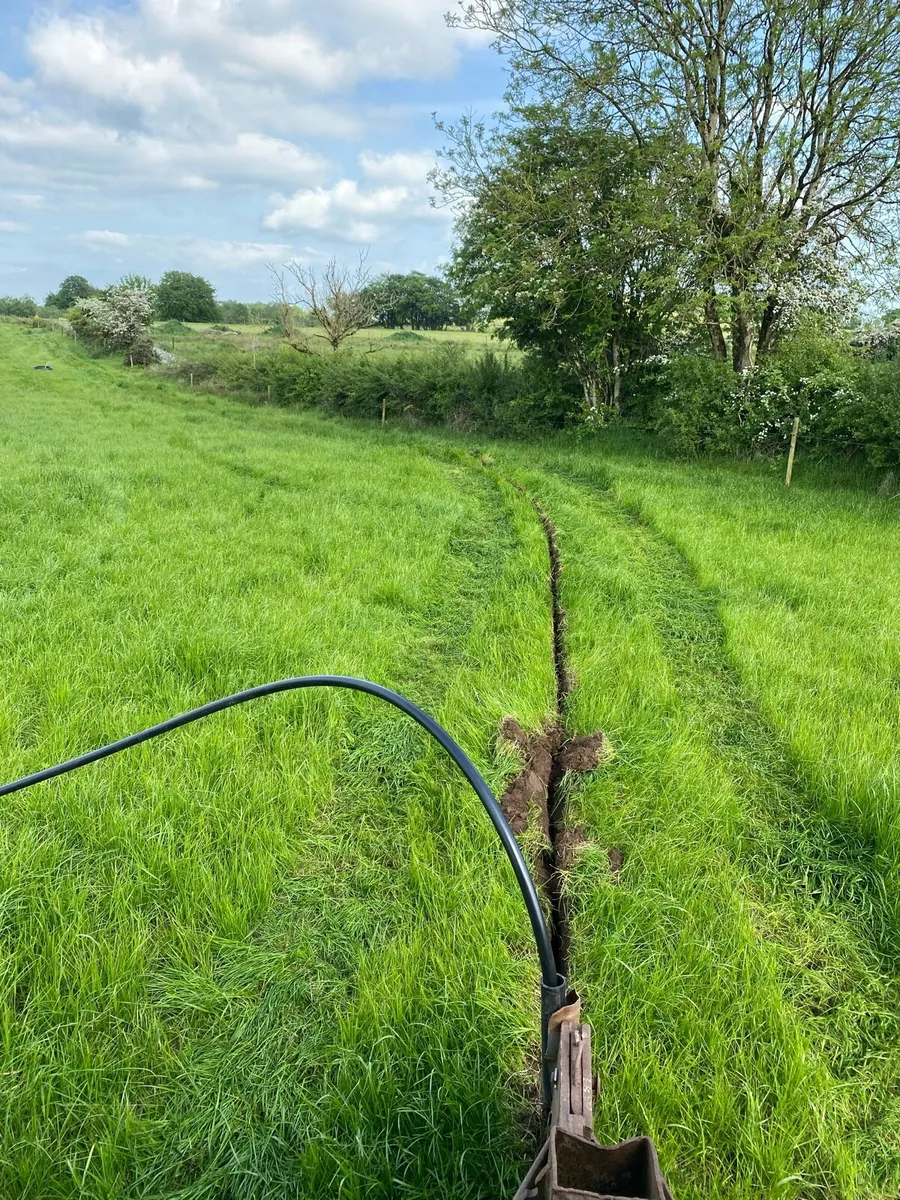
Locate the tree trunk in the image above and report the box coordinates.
[731,303,755,373]
[757,297,780,358]
[705,298,728,360]
[607,330,622,413]
[582,375,599,417]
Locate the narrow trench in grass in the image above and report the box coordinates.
[490,470,604,984]
[532,495,573,978]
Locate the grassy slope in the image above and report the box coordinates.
[490,442,899,1199]
[3,321,899,1198]
[0,325,556,1198]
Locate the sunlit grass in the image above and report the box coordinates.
[2,322,899,1198]
[0,324,554,1198]
[604,453,900,869]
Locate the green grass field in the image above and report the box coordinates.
[156,322,506,367]
[1,322,898,1198]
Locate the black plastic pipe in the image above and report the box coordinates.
[0,676,566,1101]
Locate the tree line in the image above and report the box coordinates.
[4,264,469,368]
[5,268,465,332]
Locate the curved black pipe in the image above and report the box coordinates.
[0,675,561,993]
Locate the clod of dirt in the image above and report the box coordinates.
[499,716,529,754]
[498,717,563,836]
[560,731,608,774]
[500,716,563,763]
[607,847,625,880]
[500,768,549,836]
[556,826,588,872]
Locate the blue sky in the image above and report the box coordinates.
[0,1,506,302]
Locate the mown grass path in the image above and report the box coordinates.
[489,449,900,1200]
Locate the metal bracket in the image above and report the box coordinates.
[515,1007,674,1200]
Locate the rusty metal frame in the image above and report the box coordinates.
[515,1000,674,1200]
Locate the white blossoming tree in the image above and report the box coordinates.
[71,286,157,365]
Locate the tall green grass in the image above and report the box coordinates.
[2,322,899,1198]
[603,453,900,876]
[485,441,900,1198]
[0,325,555,1197]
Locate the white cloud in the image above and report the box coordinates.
[74,230,294,270]
[0,192,46,208]
[0,0,484,291]
[0,116,331,193]
[190,238,294,269]
[79,230,132,250]
[29,17,205,115]
[263,148,444,241]
[358,150,437,185]
[264,181,412,241]
[25,0,480,127]
[138,0,479,87]
[3,1,450,203]
[0,220,26,233]
[214,133,330,184]
[0,71,31,118]
[222,30,351,90]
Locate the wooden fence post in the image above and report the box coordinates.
[785,416,800,487]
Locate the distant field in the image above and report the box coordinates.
[157,321,508,363]
[1,321,898,1198]
[343,326,502,354]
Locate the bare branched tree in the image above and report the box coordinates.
[270,265,312,353]
[269,253,377,352]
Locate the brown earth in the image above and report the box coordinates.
[556,825,589,872]
[607,847,625,880]
[498,717,608,839]
[560,732,608,773]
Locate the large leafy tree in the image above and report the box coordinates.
[452,0,900,370]
[45,275,97,310]
[366,272,462,329]
[441,108,688,413]
[156,271,219,323]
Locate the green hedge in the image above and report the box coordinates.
[213,344,576,434]
[162,328,897,466]
[633,328,900,468]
